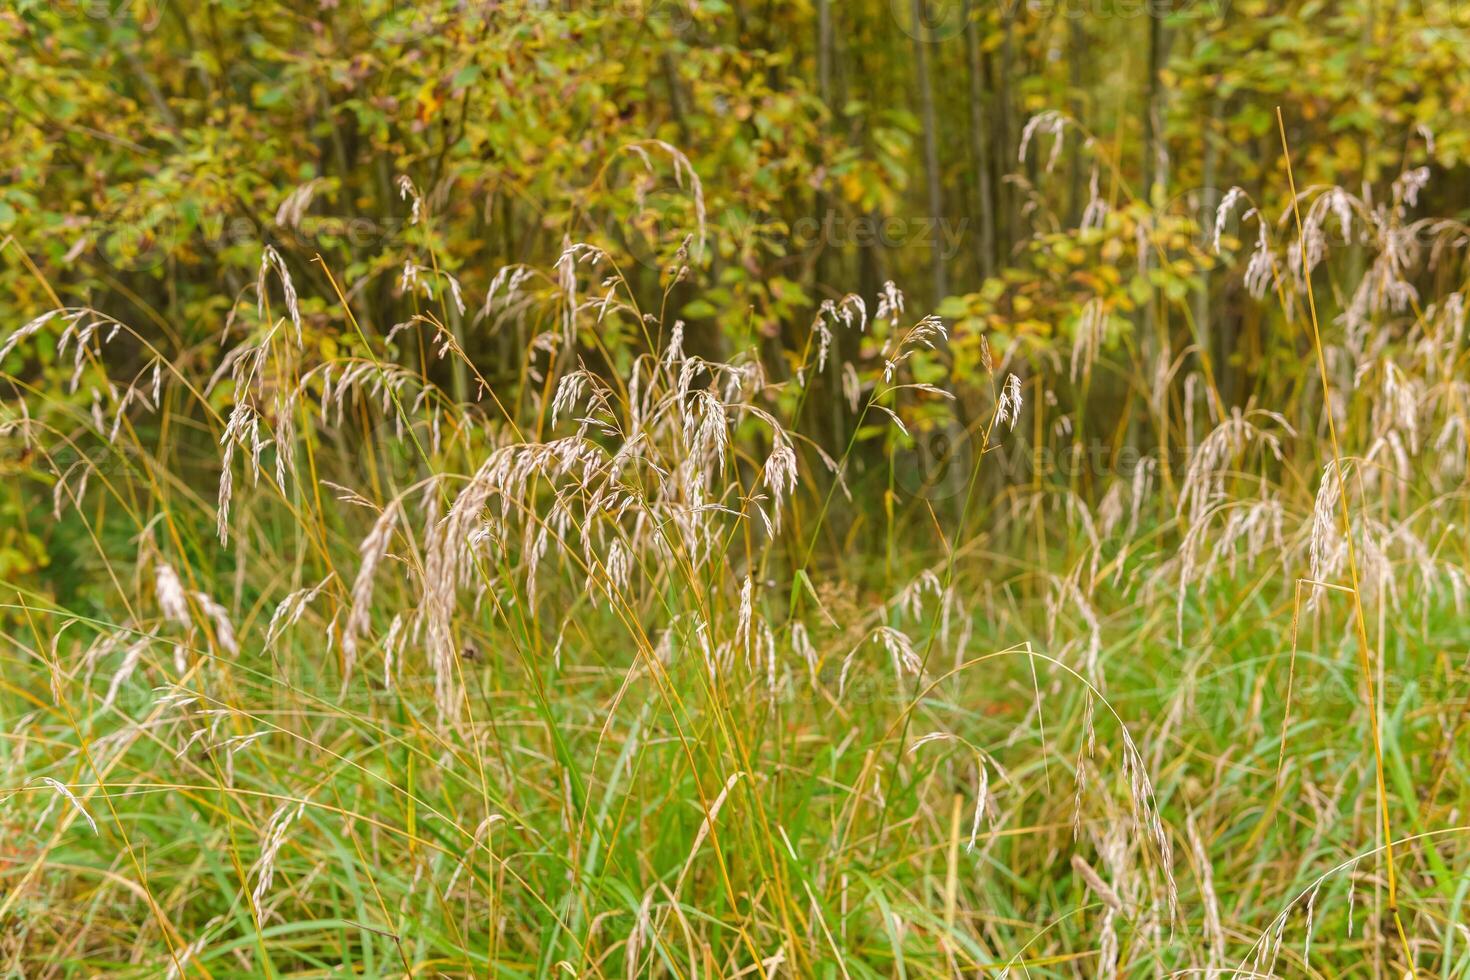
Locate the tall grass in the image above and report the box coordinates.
[3,131,1470,978]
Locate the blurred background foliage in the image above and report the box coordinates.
[2,0,1468,595]
[5,1,1466,343]
[4,6,1470,974]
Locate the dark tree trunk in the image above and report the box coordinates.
[964,0,996,280]
[910,0,948,304]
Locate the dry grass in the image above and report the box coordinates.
[2,130,1470,977]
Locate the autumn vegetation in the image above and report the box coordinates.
[3,1,1470,976]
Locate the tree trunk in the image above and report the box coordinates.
[1144,6,1171,202]
[817,0,833,102]
[1066,16,1085,227]
[910,0,948,304]
[964,0,996,280]
[1195,95,1221,400]
[997,8,1018,253]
